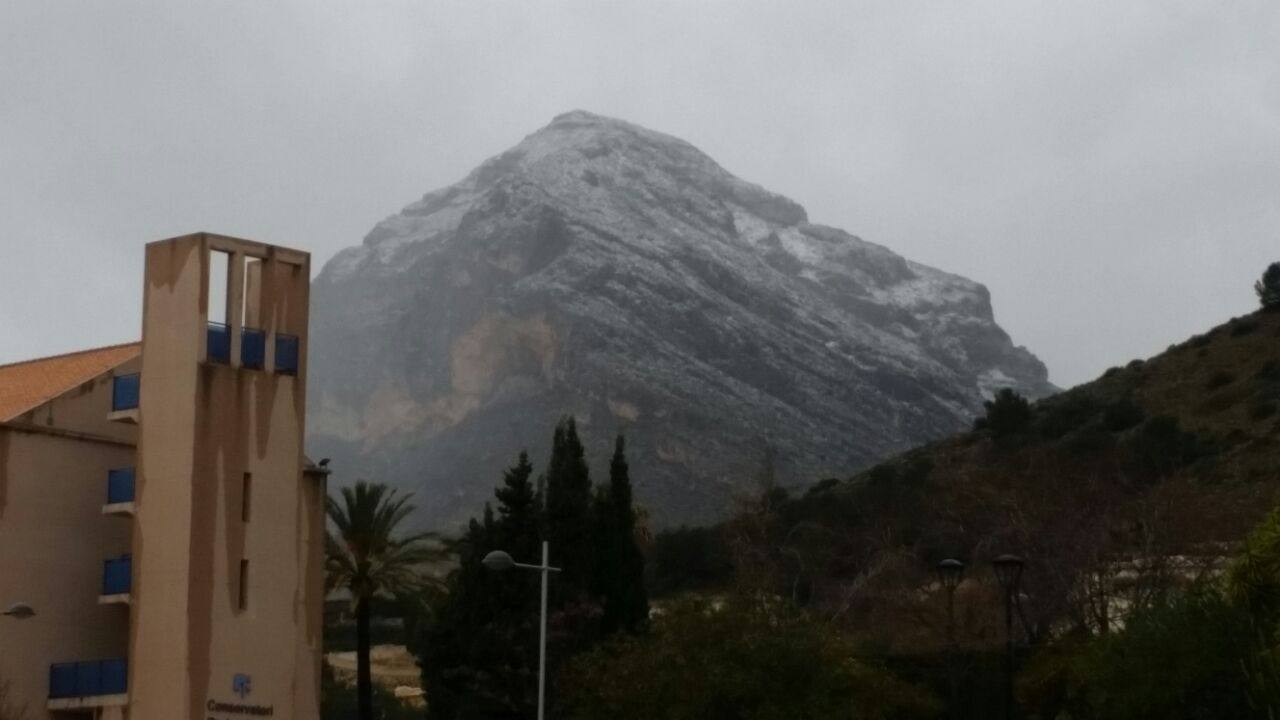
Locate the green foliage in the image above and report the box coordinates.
[418,419,652,720]
[560,596,940,720]
[327,481,444,720]
[1257,360,1280,382]
[1205,370,1236,390]
[1020,590,1257,720]
[975,388,1032,437]
[1257,262,1280,310]
[326,481,443,604]
[1035,393,1102,439]
[648,526,734,597]
[1022,507,1280,720]
[1102,396,1146,432]
[1125,414,1212,475]
[495,451,540,564]
[417,461,543,719]
[544,416,595,601]
[1231,318,1261,337]
[592,436,649,635]
[1227,507,1280,621]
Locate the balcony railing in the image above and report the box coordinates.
[102,556,131,596]
[241,327,265,369]
[275,334,299,375]
[207,322,231,364]
[49,659,127,699]
[110,374,139,412]
[106,468,135,505]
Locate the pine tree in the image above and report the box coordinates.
[418,456,544,720]
[594,435,650,635]
[1258,262,1280,310]
[544,416,594,600]
[496,450,540,563]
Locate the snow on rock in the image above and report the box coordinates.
[308,110,1056,528]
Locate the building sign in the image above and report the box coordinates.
[207,674,275,718]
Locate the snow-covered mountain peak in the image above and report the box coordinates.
[309,112,1054,526]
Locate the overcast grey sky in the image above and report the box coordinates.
[1,1,1276,387]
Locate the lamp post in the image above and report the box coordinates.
[936,559,965,720]
[483,542,560,720]
[992,554,1025,720]
[2,603,34,620]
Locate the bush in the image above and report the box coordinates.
[1102,397,1146,432]
[976,389,1032,437]
[1020,589,1257,720]
[1257,360,1280,383]
[1252,402,1278,421]
[1206,370,1236,390]
[1036,393,1102,439]
[559,597,940,720]
[648,526,734,597]
[1232,318,1261,337]
[1257,262,1280,310]
[1127,415,1211,474]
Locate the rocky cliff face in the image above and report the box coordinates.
[308,110,1054,527]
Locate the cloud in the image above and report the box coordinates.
[0,1,1275,387]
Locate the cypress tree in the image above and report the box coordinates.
[543,416,594,600]
[595,435,650,635]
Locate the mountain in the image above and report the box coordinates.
[307,110,1054,527]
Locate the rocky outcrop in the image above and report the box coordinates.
[308,110,1054,527]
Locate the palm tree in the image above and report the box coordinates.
[326,480,443,720]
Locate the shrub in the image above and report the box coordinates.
[1232,318,1261,337]
[977,388,1033,437]
[1102,397,1146,432]
[1257,360,1280,382]
[648,526,734,598]
[1036,393,1102,439]
[1257,262,1280,310]
[560,597,940,720]
[1128,415,1211,474]
[1020,589,1257,720]
[1206,371,1236,390]
[1252,402,1278,422]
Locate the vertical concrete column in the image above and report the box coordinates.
[226,251,245,369]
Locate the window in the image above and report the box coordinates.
[238,559,249,611]
[241,256,263,329]
[208,250,231,325]
[241,473,252,522]
[207,250,232,364]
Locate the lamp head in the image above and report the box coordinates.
[3,603,34,620]
[936,558,965,591]
[992,554,1025,592]
[482,550,515,572]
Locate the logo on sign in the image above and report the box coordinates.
[232,674,252,699]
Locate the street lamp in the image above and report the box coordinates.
[2,603,34,620]
[992,554,1025,720]
[483,542,560,720]
[936,559,964,720]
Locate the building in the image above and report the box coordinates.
[0,233,326,720]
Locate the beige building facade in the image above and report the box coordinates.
[0,233,326,720]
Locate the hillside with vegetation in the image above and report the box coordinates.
[633,284,1280,718]
[782,304,1280,648]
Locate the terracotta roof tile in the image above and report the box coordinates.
[0,342,141,421]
